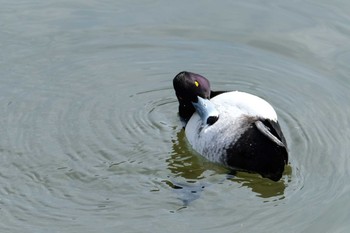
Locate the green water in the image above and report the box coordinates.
[1,0,350,232]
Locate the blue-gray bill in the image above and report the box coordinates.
[192,96,219,125]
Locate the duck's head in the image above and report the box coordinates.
[173,71,219,125]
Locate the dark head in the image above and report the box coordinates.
[173,71,212,122]
[173,71,211,102]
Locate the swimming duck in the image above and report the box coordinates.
[173,71,288,181]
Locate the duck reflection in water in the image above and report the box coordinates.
[165,122,291,205]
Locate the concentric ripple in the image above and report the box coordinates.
[2,0,350,232]
[0,71,179,229]
[0,40,348,232]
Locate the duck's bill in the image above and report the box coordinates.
[192,96,219,125]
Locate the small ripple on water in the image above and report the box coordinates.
[0,31,349,233]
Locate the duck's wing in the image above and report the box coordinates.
[255,119,288,149]
[255,121,284,147]
[254,119,288,163]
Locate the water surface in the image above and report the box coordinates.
[1,0,350,232]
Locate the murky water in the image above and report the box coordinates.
[1,0,350,232]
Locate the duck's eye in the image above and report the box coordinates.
[194,81,199,87]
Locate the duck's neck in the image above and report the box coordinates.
[178,102,195,124]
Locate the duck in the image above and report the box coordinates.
[173,71,288,181]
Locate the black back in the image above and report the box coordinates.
[225,118,288,181]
